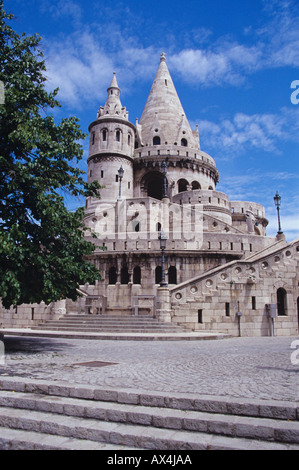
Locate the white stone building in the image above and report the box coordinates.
[81,53,299,337]
[1,54,298,336]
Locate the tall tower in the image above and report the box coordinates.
[134,53,219,200]
[86,72,135,205]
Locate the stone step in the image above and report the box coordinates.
[33,314,189,333]
[0,390,299,447]
[40,319,179,326]
[1,377,297,421]
[0,405,298,450]
[33,326,186,332]
[0,378,298,450]
[0,427,139,450]
[60,314,158,322]
[34,320,185,328]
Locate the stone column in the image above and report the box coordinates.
[156,286,172,323]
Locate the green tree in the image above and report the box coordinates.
[0,2,101,309]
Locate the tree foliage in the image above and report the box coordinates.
[0,2,101,309]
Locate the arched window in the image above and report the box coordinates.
[178,179,189,193]
[142,171,165,200]
[153,136,161,145]
[181,138,187,146]
[191,181,201,190]
[108,267,117,285]
[116,130,121,142]
[156,222,161,232]
[102,129,107,141]
[121,266,129,284]
[168,266,177,284]
[155,266,162,284]
[277,288,287,315]
[128,134,131,145]
[133,266,141,284]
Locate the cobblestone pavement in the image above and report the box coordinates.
[1,335,299,402]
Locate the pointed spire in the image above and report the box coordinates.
[139,53,198,148]
[97,72,128,120]
[108,71,120,91]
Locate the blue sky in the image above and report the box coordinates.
[7,0,299,240]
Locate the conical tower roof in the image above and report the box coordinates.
[139,53,198,148]
[97,72,128,120]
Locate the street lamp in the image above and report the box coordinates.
[161,160,168,199]
[158,229,168,287]
[118,165,124,200]
[273,191,282,234]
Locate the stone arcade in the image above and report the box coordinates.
[1,54,299,336]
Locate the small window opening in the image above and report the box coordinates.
[198,309,203,323]
[225,302,230,317]
[109,267,117,285]
[133,266,141,284]
[277,288,287,315]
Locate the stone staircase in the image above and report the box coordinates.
[0,377,298,450]
[32,314,189,334]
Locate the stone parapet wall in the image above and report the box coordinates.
[170,239,299,337]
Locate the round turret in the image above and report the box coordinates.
[87,73,135,203]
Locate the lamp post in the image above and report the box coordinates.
[161,160,168,199]
[273,191,282,234]
[159,229,168,287]
[118,165,124,200]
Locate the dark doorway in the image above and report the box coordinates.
[277,288,287,315]
[133,266,141,284]
[142,171,166,200]
[121,266,129,284]
[108,267,117,285]
[168,266,177,284]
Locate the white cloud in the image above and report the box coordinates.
[258,0,299,68]
[43,28,159,109]
[166,1,299,87]
[196,107,299,155]
[39,0,299,113]
[168,45,261,86]
[44,32,114,108]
